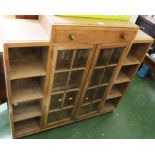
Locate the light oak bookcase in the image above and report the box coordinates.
[1,16,153,138]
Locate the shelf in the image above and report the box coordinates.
[107,86,122,99]
[10,61,46,80]
[12,78,43,103]
[123,55,140,66]
[115,71,130,84]
[101,103,115,112]
[14,101,41,122]
[14,117,41,137]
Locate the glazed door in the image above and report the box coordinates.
[47,44,95,125]
[75,43,128,118]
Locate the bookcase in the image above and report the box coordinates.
[1,16,153,138]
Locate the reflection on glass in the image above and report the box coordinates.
[63,91,77,107]
[79,105,90,115]
[50,93,64,110]
[52,72,69,92]
[67,70,84,89]
[89,68,105,86]
[89,102,99,112]
[95,86,107,100]
[83,88,96,103]
[96,49,113,66]
[73,49,89,68]
[109,48,123,64]
[59,109,72,120]
[48,111,60,123]
[56,50,73,70]
[101,67,115,84]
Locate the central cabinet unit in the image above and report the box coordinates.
[2,16,153,138]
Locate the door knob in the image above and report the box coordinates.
[120,34,128,40]
[69,33,77,40]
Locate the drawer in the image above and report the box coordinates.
[52,28,137,44]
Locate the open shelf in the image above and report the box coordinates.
[104,97,121,108]
[9,46,48,80]
[11,77,44,103]
[10,61,46,80]
[115,71,130,84]
[124,43,150,66]
[13,100,42,122]
[108,83,129,99]
[14,117,41,137]
[124,55,140,66]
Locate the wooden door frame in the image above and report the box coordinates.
[73,42,130,118]
[45,43,96,127]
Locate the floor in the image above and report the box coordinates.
[0,75,155,139]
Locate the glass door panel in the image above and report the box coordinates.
[67,70,84,89]
[50,93,64,110]
[49,45,94,122]
[73,49,90,68]
[52,72,69,92]
[56,50,73,70]
[109,48,124,65]
[101,66,115,84]
[95,86,107,100]
[83,88,96,104]
[63,91,78,107]
[96,49,113,66]
[89,68,105,86]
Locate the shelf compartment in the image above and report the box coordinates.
[14,117,41,137]
[124,43,150,66]
[13,100,42,122]
[104,97,121,108]
[11,77,44,104]
[115,71,130,84]
[9,46,48,80]
[108,83,129,99]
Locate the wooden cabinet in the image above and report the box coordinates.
[1,16,153,138]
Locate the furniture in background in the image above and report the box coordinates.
[1,16,153,138]
[136,15,155,75]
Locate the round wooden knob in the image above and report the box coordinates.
[69,33,76,40]
[120,34,128,40]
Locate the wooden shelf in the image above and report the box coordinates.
[14,101,41,122]
[10,61,46,80]
[101,103,115,112]
[123,55,140,66]
[115,71,130,84]
[107,86,122,99]
[14,118,40,137]
[12,79,43,103]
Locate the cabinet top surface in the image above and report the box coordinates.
[134,29,154,43]
[1,19,50,43]
[46,15,138,29]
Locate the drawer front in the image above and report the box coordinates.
[52,28,137,44]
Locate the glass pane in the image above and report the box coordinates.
[101,67,115,84]
[52,72,69,92]
[48,111,60,123]
[63,91,78,107]
[96,49,113,66]
[83,88,96,103]
[50,93,64,110]
[89,102,99,112]
[56,50,73,70]
[95,86,107,100]
[79,105,90,115]
[59,108,72,120]
[109,48,123,64]
[89,68,105,86]
[73,49,90,68]
[67,70,84,89]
